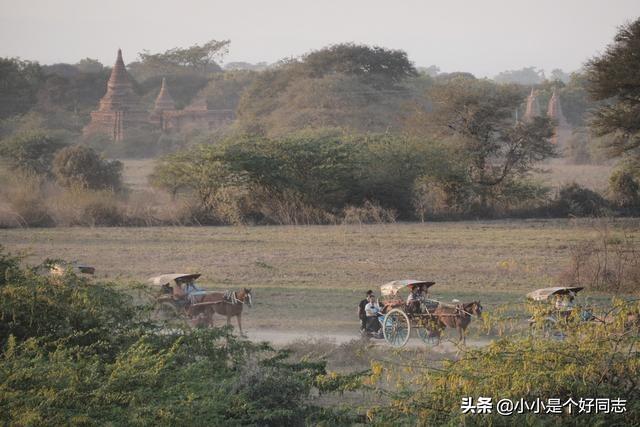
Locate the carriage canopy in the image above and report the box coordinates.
[380,280,436,297]
[149,273,201,286]
[526,286,584,301]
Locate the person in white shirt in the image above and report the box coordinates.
[364,294,383,335]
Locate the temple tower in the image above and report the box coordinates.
[150,77,177,131]
[82,49,148,141]
[523,88,541,121]
[546,88,568,145]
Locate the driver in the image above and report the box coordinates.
[364,294,383,337]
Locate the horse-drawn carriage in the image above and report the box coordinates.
[374,280,483,348]
[149,273,252,334]
[377,280,441,348]
[526,286,593,336]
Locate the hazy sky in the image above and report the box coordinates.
[1,0,639,77]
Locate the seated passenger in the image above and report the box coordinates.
[184,279,202,296]
[406,285,423,314]
[172,282,186,301]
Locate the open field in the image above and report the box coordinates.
[2,219,638,338]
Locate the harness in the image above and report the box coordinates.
[223,290,252,306]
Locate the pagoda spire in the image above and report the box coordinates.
[153,77,176,112]
[523,88,540,122]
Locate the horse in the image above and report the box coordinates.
[189,288,253,336]
[433,301,483,344]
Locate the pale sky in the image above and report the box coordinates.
[1,0,639,78]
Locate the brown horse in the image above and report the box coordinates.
[190,288,253,335]
[433,301,483,344]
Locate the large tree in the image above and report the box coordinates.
[134,39,229,79]
[586,18,640,170]
[236,44,419,136]
[427,77,556,209]
[0,58,44,119]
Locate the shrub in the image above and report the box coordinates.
[342,200,397,224]
[369,303,640,426]
[0,170,53,227]
[0,251,352,426]
[52,144,123,191]
[46,186,124,226]
[609,169,640,210]
[557,221,640,293]
[553,183,610,217]
[0,131,66,176]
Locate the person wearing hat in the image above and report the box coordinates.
[406,283,423,314]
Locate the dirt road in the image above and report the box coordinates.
[245,328,491,351]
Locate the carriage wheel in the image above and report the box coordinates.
[152,301,190,331]
[416,319,440,346]
[383,309,411,348]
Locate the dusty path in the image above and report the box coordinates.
[245,328,492,352]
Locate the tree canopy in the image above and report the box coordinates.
[586,18,640,168]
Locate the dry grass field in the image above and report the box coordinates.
[2,219,637,337]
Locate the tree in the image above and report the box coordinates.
[586,18,640,168]
[135,39,229,78]
[74,58,104,74]
[427,78,556,209]
[0,58,44,119]
[0,131,66,175]
[150,145,239,210]
[549,68,570,83]
[301,43,417,85]
[52,145,123,191]
[236,44,419,136]
[493,66,545,85]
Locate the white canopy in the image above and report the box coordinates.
[526,286,584,301]
[148,273,201,286]
[380,279,436,296]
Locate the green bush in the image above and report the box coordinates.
[553,183,610,217]
[369,304,640,426]
[0,250,349,426]
[52,144,123,191]
[609,169,640,210]
[0,131,66,176]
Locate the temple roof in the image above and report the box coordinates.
[96,49,143,112]
[153,78,176,112]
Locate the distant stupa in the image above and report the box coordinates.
[523,88,541,121]
[153,77,176,112]
[82,49,148,141]
[546,88,569,145]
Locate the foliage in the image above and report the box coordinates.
[427,78,556,209]
[134,39,229,79]
[493,66,545,85]
[553,183,610,217]
[0,130,66,175]
[52,145,123,191]
[608,169,640,210]
[586,18,640,161]
[0,250,351,426]
[236,43,418,136]
[368,303,640,426]
[558,223,640,293]
[0,58,44,119]
[150,144,241,214]
[300,43,417,85]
